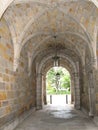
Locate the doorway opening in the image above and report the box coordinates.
[46,67,71,105]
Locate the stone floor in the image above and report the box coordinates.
[14,104,98,130]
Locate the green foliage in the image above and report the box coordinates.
[46,67,71,95]
[60,74,70,89]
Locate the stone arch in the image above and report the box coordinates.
[25,35,83,72]
[11,4,93,47]
[4,1,95,72]
[0,0,14,19]
[41,57,77,106]
[4,14,17,45]
[42,64,73,105]
[0,0,97,22]
[59,8,92,42]
[15,32,84,72]
[3,15,18,72]
[16,8,95,70]
[34,54,80,110]
[18,7,92,45]
[83,46,96,116]
[22,31,89,51]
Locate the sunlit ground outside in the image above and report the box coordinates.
[47,94,71,105]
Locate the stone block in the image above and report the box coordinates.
[9,57,13,63]
[3,53,9,60]
[5,84,12,91]
[5,69,9,74]
[0,82,5,90]
[3,74,9,82]
[7,91,14,99]
[0,107,5,117]
[0,44,7,52]
[96,104,98,110]
[2,100,9,107]
[0,101,1,107]
[9,76,15,82]
[0,92,7,100]
[0,66,5,73]
[5,106,11,114]
[0,73,2,77]
[96,93,98,101]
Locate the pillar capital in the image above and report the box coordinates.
[72,72,79,77]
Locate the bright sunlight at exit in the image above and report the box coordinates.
[46,67,71,105]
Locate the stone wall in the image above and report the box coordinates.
[31,62,36,107]
[0,18,15,126]
[81,71,89,112]
[15,47,34,117]
[81,49,91,113]
[0,0,98,128]
[95,70,98,115]
[0,18,35,128]
[95,35,98,115]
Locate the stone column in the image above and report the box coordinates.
[14,58,20,71]
[73,72,80,110]
[86,58,96,117]
[82,67,86,93]
[88,70,95,117]
[42,76,47,105]
[36,73,43,110]
[71,77,74,104]
[14,44,21,71]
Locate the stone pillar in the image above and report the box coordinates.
[73,72,80,110]
[36,73,43,110]
[86,58,96,117]
[14,44,21,71]
[27,52,32,74]
[42,76,47,105]
[88,70,95,117]
[82,67,86,93]
[95,69,98,113]
[71,77,74,104]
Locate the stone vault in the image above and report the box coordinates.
[0,0,98,129]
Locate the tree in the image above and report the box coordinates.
[46,67,71,94]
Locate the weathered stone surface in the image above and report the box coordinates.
[0,0,98,129]
[0,92,7,100]
[14,105,98,130]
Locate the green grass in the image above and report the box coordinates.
[47,89,71,95]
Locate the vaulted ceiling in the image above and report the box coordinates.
[1,0,98,72]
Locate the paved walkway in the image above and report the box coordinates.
[14,105,98,130]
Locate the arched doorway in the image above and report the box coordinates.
[36,55,81,110]
[46,67,71,105]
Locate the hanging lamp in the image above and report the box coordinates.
[52,35,60,67]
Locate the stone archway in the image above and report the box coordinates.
[35,54,81,110]
[0,1,98,129]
